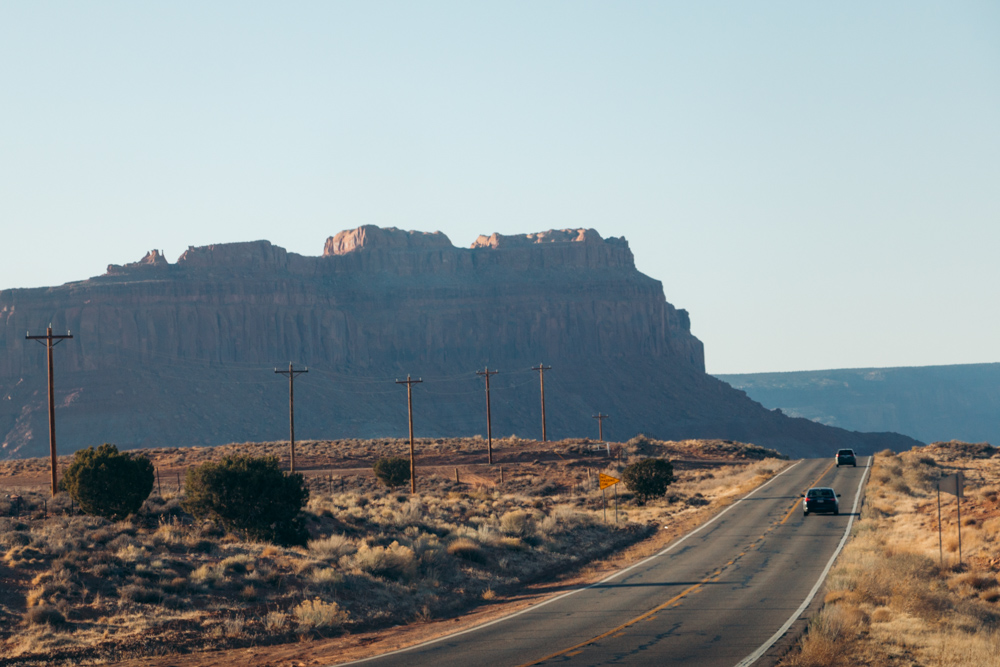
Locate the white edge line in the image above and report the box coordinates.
[335,459,803,666]
[732,456,872,667]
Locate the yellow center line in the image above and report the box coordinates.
[780,460,836,524]
[515,581,707,667]
[518,459,836,667]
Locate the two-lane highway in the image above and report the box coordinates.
[340,457,870,667]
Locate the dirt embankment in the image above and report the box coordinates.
[780,440,1000,667]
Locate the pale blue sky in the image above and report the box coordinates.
[1,2,998,374]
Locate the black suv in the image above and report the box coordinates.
[802,487,841,516]
[836,449,857,467]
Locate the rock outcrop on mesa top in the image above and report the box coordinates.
[0,226,920,460]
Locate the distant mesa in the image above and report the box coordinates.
[101,225,627,276]
[3,224,921,461]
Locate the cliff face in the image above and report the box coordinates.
[0,226,917,460]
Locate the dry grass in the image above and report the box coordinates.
[0,435,783,664]
[782,441,1000,667]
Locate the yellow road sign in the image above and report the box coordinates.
[599,473,620,490]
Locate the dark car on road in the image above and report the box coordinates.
[836,449,857,467]
[802,487,841,516]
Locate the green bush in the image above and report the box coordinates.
[622,458,674,504]
[182,455,309,545]
[373,456,410,488]
[61,444,154,520]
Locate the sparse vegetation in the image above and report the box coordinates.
[60,443,154,520]
[0,435,785,665]
[373,456,410,488]
[182,454,309,545]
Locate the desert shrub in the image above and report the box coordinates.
[217,616,247,638]
[625,434,653,453]
[447,537,485,563]
[264,611,288,632]
[61,444,154,520]
[308,567,344,591]
[182,455,309,546]
[191,563,224,585]
[373,457,410,488]
[26,605,65,627]
[349,541,416,580]
[686,493,709,507]
[309,534,357,560]
[538,507,591,536]
[119,584,162,604]
[0,531,30,549]
[623,458,675,503]
[293,598,348,631]
[220,554,253,574]
[500,510,535,538]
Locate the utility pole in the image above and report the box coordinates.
[476,367,498,464]
[395,375,423,493]
[26,326,73,497]
[532,363,552,442]
[274,363,308,473]
[592,413,609,442]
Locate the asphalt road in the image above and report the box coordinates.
[340,457,870,667]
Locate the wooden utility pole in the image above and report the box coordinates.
[26,326,73,496]
[476,367,498,463]
[592,413,609,441]
[532,363,552,442]
[275,363,308,473]
[395,375,423,493]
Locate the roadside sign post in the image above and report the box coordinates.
[937,484,943,566]
[599,473,621,525]
[938,471,965,566]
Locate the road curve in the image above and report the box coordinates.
[336,457,870,667]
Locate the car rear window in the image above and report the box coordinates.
[837,450,854,455]
[808,489,834,498]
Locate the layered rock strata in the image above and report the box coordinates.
[0,226,918,459]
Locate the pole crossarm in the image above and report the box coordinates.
[396,375,423,493]
[25,326,74,497]
[476,367,499,464]
[532,363,552,442]
[274,366,309,379]
[274,363,308,473]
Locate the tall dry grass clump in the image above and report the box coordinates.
[293,599,349,632]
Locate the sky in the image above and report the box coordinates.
[1,2,998,374]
